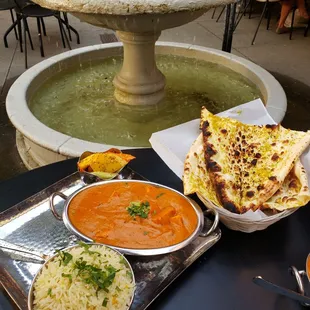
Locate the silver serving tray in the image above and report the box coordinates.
[0,169,221,310]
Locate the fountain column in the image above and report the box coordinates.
[113,31,166,105]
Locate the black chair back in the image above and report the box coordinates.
[13,0,34,11]
[0,0,16,10]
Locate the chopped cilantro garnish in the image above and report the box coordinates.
[73,259,118,294]
[126,270,133,280]
[156,193,165,199]
[63,253,72,265]
[119,256,126,265]
[102,297,109,307]
[56,250,73,266]
[77,241,101,256]
[143,231,149,235]
[153,210,157,215]
[116,286,121,292]
[62,273,72,283]
[127,201,150,219]
[47,288,52,296]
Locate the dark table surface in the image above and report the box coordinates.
[0,148,309,310]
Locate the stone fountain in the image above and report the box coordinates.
[34,0,236,106]
[6,0,287,169]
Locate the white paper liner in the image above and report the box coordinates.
[150,99,310,221]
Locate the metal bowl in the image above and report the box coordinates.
[49,180,219,256]
[28,243,135,310]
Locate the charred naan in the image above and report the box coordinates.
[184,130,310,213]
[201,108,310,213]
[201,110,244,213]
[184,138,310,212]
[262,159,310,211]
[183,133,221,207]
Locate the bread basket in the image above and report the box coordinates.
[197,193,297,233]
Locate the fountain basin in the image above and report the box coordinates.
[6,42,287,169]
[33,0,237,105]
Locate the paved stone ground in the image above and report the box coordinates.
[0,6,310,181]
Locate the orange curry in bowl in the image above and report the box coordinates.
[68,182,198,249]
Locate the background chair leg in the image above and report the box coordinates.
[251,0,268,44]
[265,5,269,18]
[3,19,19,48]
[40,18,47,36]
[9,8,18,40]
[17,16,23,52]
[290,8,296,40]
[57,17,66,48]
[56,15,71,49]
[67,24,80,44]
[63,13,72,41]
[58,16,79,45]
[36,17,45,57]
[25,19,34,50]
[234,10,244,30]
[216,6,225,22]
[266,2,274,30]
[234,0,252,31]
[22,18,28,69]
[211,8,217,19]
[249,0,254,18]
[304,19,310,36]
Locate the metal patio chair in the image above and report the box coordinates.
[288,0,310,39]
[251,0,280,44]
[1,0,19,47]
[7,0,80,68]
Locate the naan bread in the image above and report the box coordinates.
[262,159,310,211]
[183,131,310,214]
[183,133,221,208]
[201,110,242,213]
[201,107,310,213]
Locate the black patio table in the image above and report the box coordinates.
[0,148,309,310]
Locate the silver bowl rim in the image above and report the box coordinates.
[60,179,204,256]
[27,243,136,310]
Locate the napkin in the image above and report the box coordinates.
[149,99,310,220]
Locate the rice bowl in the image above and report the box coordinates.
[28,243,135,310]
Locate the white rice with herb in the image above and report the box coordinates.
[32,243,135,310]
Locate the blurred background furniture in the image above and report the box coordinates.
[220,0,309,43]
[234,0,255,29]
[3,0,80,68]
[288,0,310,39]
[213,0,277,45]
[251,0,280,44]
[305,17,310,35]
[1,0,18,47]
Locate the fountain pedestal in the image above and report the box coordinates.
[30,0,240,106]
[67,9,208,105]
[113,31,165,105]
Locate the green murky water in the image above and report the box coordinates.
[29,55,261,147]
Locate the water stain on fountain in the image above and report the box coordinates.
[29,55,261,147]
